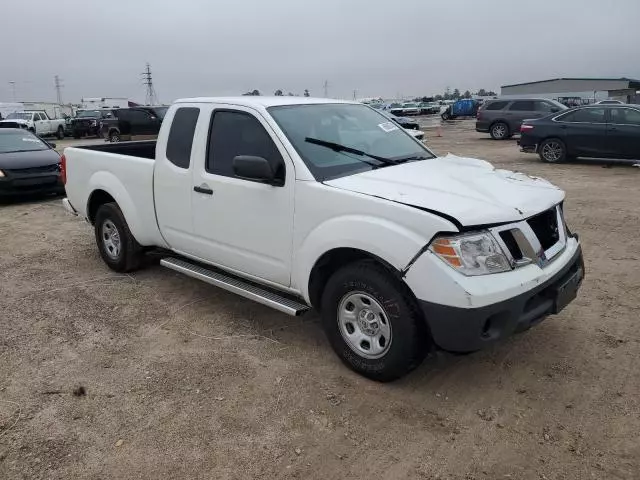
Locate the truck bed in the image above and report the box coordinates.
[63,141,166,248]
[75,140,156,159]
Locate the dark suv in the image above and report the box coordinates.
[476,98,566,140]
[69,109,116,138]
[100,106,168,142]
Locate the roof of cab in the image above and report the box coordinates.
[173,96,357,108]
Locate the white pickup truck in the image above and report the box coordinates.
[62,97,584,381]
[0,110,66,139]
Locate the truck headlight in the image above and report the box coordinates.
[428,231,511,276]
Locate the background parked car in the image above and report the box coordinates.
[0,111,66,139]
[476,98,567,140]
[418,102,440,115]
[401,102,420,115]
[388,103,404,116]
[0,128,63,196]
[100,106,168,142]
[69,109,116,138]
[519,104,640,163]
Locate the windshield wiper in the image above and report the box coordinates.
[305,137,396,167]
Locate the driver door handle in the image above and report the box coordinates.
[194,185,213,195]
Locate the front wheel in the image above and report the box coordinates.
[94,202,143,272]
[109,131,121,143]
[321,260,429,382]
[539,138,567,163]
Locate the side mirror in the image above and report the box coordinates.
[232,155,283,186]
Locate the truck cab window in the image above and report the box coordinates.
[206,110,284,182]
[166,107,200,168]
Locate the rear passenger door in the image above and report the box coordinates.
[128,109,157,139]
[154,105,202,251]
[607,107,640,159]
[505,100,537,132]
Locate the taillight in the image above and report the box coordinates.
[520,124,534,133]
[60,154,67,184]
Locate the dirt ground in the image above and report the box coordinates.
[1,121,639,479]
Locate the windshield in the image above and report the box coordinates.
[0,130,49,153]
[268,103,435,180]
[6,112,31,120]
[76,110,102,118]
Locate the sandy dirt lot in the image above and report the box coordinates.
[1,121,639,479]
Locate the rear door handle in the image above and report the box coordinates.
[193,185,213,195]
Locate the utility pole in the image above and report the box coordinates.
[54,75,63,104]
[141,63,159,105]
[352,90,357,101]
[9,81,16,102]
[323,80,329,98]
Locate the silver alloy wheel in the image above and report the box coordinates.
[492,123,507,139]
[541,141,563,162]
[110,133,120,143]
[338,292,392,359]
[101,219,121,259]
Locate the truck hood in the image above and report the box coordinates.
[324,154,564,227]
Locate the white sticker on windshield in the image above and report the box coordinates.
[378,122,399,133]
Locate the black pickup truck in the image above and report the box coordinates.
[99,106,168,142]
[68,109,116,138]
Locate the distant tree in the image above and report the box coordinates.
[487,90,497,96]
[453,88,460,99]
[252,89,261,96]
[287,92,294,96]
[274,89,283,96]
[435,94,443,101]
[463,90,472,99]
[477,88,487,96]
[303,89,310,97]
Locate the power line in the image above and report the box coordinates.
[54,75,63,104]
[141,63,159,105]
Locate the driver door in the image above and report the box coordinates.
[188,105,295,286]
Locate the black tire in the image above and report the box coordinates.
[109,131,121,143]
[490,122,509,140]
[441,111,450,121]
[94,202,143,272]
[28,128,36,134]
[320,260,429,382]
[56,126,64,139]
[538,138,567,163]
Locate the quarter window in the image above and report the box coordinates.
[206,110,284,182]
[166,107,200,168]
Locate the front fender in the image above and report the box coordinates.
[292,214,429,302]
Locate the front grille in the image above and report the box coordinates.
[492,205,567,269]
[527,208,560,250]
[10,164,59,175]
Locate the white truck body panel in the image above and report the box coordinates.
[63,149,166,247]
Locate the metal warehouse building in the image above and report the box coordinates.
[500,77,640,104]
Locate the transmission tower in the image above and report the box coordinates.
[54,75,63,104]
[141,63,159,105]
[323,80,329,98]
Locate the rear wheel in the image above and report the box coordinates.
[539,138,566,163]
[320,260,429,382]
[94,202,143,272]
[490,122,509,140]
[56,126,64,139]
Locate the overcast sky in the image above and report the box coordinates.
[2,0,639,104]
